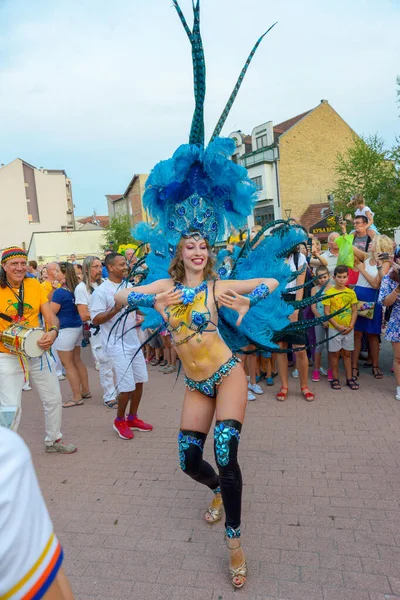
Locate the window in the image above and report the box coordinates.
[256,134,267,149]
[231,153,238,164]
[251,176,263,191]
[254,205,274,227]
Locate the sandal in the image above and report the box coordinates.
[276,386,288,402]
[330,379,341,390]
[158,359,167,367]
[82,392,92,399]
[352,368,359,380]
[301,386,315,402]
[150,358,161,366]
[105,399,118,408]
[204,493,223,524]
[63,399,84,408]
[346,378,359,390]
[372,366,383,379]
[227,541,247,589]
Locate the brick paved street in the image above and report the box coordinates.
[19,343,400,600]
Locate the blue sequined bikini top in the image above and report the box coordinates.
[165,280,216,343]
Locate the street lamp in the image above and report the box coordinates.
[284,208,292,219]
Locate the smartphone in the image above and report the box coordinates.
[307,237,313,247]
[378,252,389,261]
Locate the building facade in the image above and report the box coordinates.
[106,174,148,226]
[0,158,75,251]
[230,100,357,230]
[230,122,280,228]
[28,230,106,264]
[106,194,128,219]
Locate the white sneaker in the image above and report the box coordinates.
[291,369,299,379]
[95,362,100,371]
[247,390,256,401]
[319,367,328,376]
[248,382,264,395]
[22,383,32,391]
[396,387,400,401]
[58,374,66,381]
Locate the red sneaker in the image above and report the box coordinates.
[126,415,153,432]
[113,418,134,440]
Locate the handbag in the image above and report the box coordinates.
[357,301,375,319]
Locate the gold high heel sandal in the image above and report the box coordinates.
[204,492,223,524]
[226,540,247,589]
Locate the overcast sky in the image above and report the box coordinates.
[1,0,399,216]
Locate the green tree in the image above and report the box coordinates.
[102,214,135,251]
[330,134,400,236]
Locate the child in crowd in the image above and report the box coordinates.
[311,266,332,382]
[260,351,275,386]
[322,265,359,391]
[346,193,378,236]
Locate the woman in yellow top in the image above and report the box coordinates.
[116,235,278,589]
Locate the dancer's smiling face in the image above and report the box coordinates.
[181,237,209,275]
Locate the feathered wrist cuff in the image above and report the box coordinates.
[127,291,156,309]
[249,283,270,307]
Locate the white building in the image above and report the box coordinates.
[230,121,281,228]
[28,230,106,264]
[0,158,75,251]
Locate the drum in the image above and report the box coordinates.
[2,324,45,358]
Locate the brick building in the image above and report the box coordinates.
[230,100,357,231]
[106,174,148,226]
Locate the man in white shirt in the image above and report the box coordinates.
[91,253,152,440]
[74,256,117,408]
[320,232,340,279]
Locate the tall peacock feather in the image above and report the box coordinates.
[172,0,206,146]
[210,22,277,143]
[172,0,276,147]
[143,0,276,248]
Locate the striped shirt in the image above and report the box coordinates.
[0,428,63,600]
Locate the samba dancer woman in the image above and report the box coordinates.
[117,235,277,588]
[114,0,311,589]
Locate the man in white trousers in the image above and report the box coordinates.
[74,255,117,407]
[41,261,65,380]
[91,252,152,440]
[0,246,76,453]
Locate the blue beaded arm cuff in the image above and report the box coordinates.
[127,291,156,309]
[249,283,270,308]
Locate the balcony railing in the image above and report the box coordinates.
[241,147,276,168]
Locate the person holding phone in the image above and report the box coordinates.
[351,235,392,380]
[309,237,328,271]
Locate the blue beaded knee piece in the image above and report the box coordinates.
[214,422,241,467]
[225,525,241,538]
[178,431,204,471]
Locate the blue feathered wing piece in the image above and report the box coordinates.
[216,220,341,352]
[129,222,171,330]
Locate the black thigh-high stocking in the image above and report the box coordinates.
[178,430,220,490]
[214,419,243,538]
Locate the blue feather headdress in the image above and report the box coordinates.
[142,0,276,248]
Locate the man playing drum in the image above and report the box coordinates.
[0,247,77,453]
